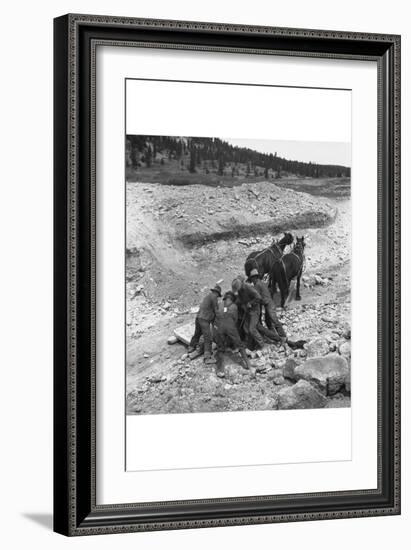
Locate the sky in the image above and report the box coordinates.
[224,138,351,167]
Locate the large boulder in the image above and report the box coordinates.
[339,341,351,358]
[294,354,350,395]
[173,322,196,345]
[305,337,329,358]
[174,321,212,346]
[277,380,327,410]
[283,358,298,380]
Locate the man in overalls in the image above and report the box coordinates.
[213,291,251,377]
[188,284,222,364]
[231,275,265,349]
[249,268,287,343]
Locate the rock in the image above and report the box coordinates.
[305,337,329,358]
[294,354,350,395]
[167,335,178,345]
[267,368,282,380]
[250,358,269,373]
[225,364,243,384]
[275,359,286,369]
[149,375,166,383]
[322,316,336,323]
[174,322,195,345]
[277,380,327,410]
[273,375,285,385]
[283,358,297,380]
[342,327,351,340]
[339,341,351,358]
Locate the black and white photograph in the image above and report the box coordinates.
[125,129,352,415]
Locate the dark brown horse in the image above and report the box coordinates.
[244,232,293,280]
[270,236,306,308]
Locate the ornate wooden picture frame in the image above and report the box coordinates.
[54,14,400,536]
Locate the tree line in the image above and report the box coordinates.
[126,135,350,179]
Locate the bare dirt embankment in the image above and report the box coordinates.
[125,179,351,414]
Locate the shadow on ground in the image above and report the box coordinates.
[23,513,53,530]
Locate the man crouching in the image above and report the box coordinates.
[213,291,251,378]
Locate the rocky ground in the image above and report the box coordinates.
[125,179,351,414]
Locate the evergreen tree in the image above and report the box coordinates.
[189,146,196,173]
[218,156,225,176]
[145,145,152,168]
[131,145,139,168]
[125,134,351,179]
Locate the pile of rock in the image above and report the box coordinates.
[129,181,336,247]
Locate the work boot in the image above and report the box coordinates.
[204,353,216,365]
[239,348,251,370]
[189,347,203,360]
[215,353,225,378]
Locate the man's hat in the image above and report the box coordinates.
[250,268,259,278]
[210,284,222,297]
[223,291,235,301]
[231,278,242,293]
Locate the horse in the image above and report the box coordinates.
[244,232,293,281]
[270,236,306,308]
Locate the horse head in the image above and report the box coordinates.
[293,236,306,256]
[275,232,294,251]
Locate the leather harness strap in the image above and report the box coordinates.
[288,250,305,272]
[253,242,282,261]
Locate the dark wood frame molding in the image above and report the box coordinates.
[54,13,401,536]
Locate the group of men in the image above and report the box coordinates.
[188,270,286,378]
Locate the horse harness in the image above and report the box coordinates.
[288,250,306,273]
[252,242,282,261]
[275,249,305,276]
